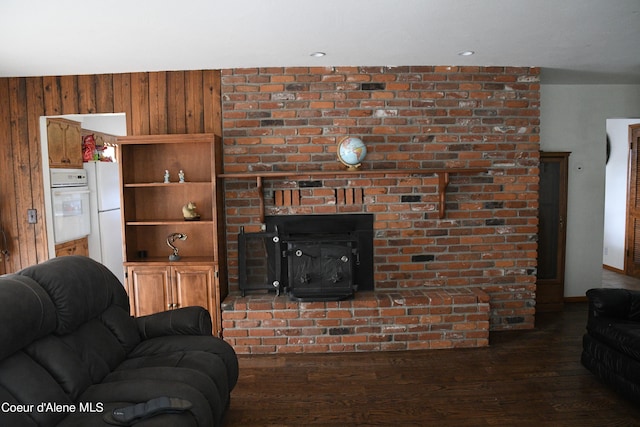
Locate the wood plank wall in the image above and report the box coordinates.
[0,70,222,274]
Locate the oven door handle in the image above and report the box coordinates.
[52,189,90,197]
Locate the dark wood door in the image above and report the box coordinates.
[537,152,570,313]
[625,124,640,278]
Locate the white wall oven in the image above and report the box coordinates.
[50,168,91,244]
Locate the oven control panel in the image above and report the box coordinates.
[50,168,88,187]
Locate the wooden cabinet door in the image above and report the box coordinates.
[173,264,219,334]
[537,152,570,313]
[173,265,214,310]
[47,118,83,168]
[65,122,83,167]
[127,265,172,317]
[47,119,67,167]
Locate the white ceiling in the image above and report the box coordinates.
[2,0,639,83]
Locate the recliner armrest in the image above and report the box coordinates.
[136,306,213,339]
[586,288,640,321]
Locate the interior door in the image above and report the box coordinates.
[537,152,570,313]
[625,124,640,278]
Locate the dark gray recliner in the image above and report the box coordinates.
[0,255,238,426]
[582,287,640,404]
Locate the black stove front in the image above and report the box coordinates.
[285,236,357,301]
[238,214,373,301]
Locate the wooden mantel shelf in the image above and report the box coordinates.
[219,168,488,221]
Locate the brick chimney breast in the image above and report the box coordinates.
[221,66,540,333]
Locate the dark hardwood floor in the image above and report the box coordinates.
[224,272,640,426]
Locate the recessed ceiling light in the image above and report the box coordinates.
[458,50,475,56]
[310,51,326,57]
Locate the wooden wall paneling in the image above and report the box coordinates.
[113,73,133,136]
[78,74,97,114]
[7,78,26,268]
[185,70,204,133]
[25,77,48,263]
[95,74,114,113]
[131,72,150,135]
[167,71,186,134]
[43,76,62,116]
[26,77,45,117]
[8,78,38,268]
[60,75,78,114]
[0,78,14,274]
[149,72,168,135]
[203,70,222,135]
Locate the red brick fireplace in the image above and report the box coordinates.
[219,66,539,353]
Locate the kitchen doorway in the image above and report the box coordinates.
[603,118,640,276]
[39,113,127,282]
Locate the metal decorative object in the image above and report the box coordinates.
[167,232,187,261]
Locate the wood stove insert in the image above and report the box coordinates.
[238,214,374,301]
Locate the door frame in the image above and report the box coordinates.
[624,124,640,277]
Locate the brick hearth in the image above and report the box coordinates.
[222,288,490,354]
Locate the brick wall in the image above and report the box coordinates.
[221,66,540,331]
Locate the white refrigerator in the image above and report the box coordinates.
[83,162,124,284]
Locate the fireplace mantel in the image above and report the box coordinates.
[220,168,488,221]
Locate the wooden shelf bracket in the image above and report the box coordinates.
[256,176,265,223]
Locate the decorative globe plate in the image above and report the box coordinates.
[337,136,367,170]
